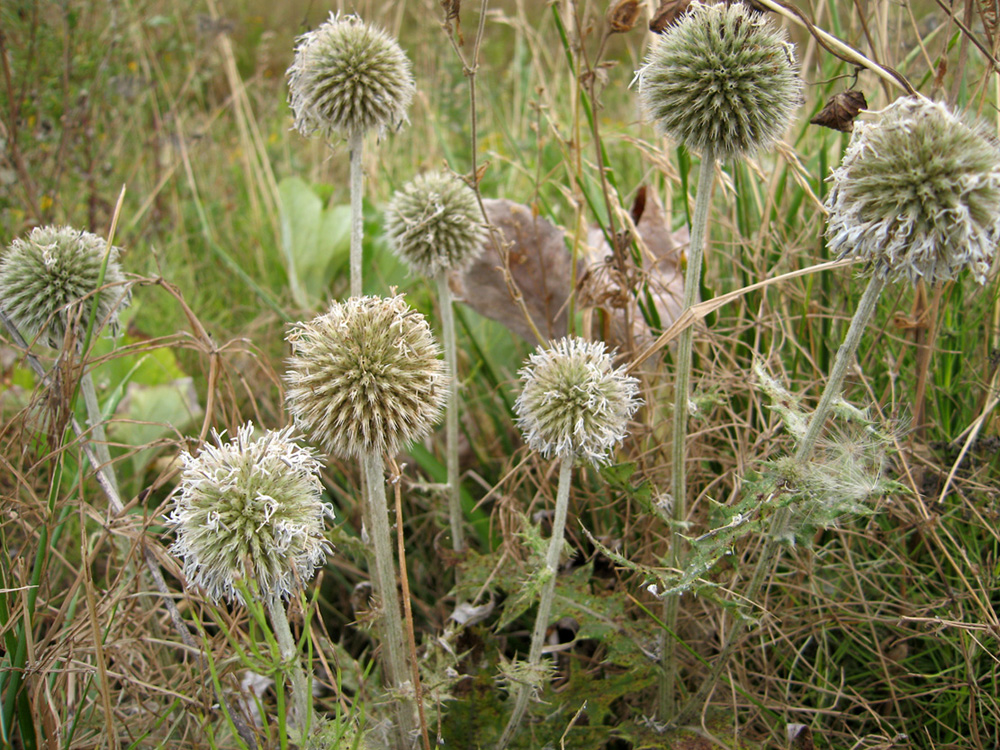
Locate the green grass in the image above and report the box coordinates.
[2,0,999,748]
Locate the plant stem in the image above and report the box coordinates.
[678,270,887,723]
[349,128,364,298]
[496,457,574,750]
[661,144,715,719]
[266,594,312,738]
[795,272,887,463]
[79,370,119,498]
[361,451,417,749]
[437,270,464,553]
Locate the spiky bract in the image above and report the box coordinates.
[637,1,801,159]
[514,337,641,465]
[0,225,130,347]
[168,424,333,605]
[285,295,448,459]
[287,13,414,140]
[826,97,1000,285]
[385,171,485,277]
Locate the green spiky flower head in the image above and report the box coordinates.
[287,13,415,141]
[0,225,130,348]
[514,337,642,465]
[385,171,485,277]
[168,423,333,605]
[826,97,1000,285]
[637,1,801,159]
[285,294,448,459]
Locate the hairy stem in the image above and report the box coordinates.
[497,457,574,750]
[266,595,312,738]
[349,128,364,297]
[437,271,464,553]
[362,451,417,749]
[661,144,715,718]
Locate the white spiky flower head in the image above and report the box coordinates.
[285,294,448,459]
[0,225,130,348]
[385,171,485,277]
[167,423,333,605]
[287,13,415,141]
[826,96,1000,285]
[514,337,642,465]
[636,1,801,159]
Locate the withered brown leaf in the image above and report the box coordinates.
[809,90,867,133]
[608,0,642,33]
[649,0,692,33]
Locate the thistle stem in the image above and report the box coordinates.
[436,270,464,553]
[349,129,364,297]
[795,272,888,463]
[79,370,119,499]
[678,270,887,723]
[661,144,715,718]
[362,451,417,749]
[497,457,574,750]
[266,594,312,738]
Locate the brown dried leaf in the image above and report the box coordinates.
[580,186,687,350]
[649,0,692,33]
[810,90,868,133]
[452,199,576,343]
[608,0,642,33]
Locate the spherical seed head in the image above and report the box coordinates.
[637,1,801,159]
[287,13,415,141]
[0,225,130,348]
[167,424,333,605]
[514,337,642,465]
[385,171,486,277]
[285,295,448,459]
[826,97,1000,285]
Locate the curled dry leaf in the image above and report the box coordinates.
[608,0,642,33]
[649,0,692,33]
[452,199,576,343]
[579,186,687,350]
[810,90,868,133]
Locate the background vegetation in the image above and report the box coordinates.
[1,0,998,748]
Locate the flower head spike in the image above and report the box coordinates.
[287,13,415,141]
[514,337,642,465]
[637,1,801,159]
[385,171,485,277]
[167,423,333,605]
[285,295,448,459]
[826,97,1000,285]
[0,225,130,348]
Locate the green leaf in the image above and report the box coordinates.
[278,176,350,308]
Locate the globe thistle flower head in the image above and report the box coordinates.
[285,295,448,459]
[514,337,642,465]
[167,424,333,605]
[636,1,801,159]
[287,13,415,141]
[385,171,485,277]
[0,225,130,348]
[825,97,1000,285]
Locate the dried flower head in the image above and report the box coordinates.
[514,337,641,465]
[287,13,415,140]
[167,424,333,604]
[285,295,448,459]
[385,171,485,277]
[0,225,130,347]
[636,1,801,159]
[826,97,1000,285]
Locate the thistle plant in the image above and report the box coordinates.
[285,294,447,750]
[288,13,415,297]
[497,336,640,750]
[385,171,485,553]
[0,225,131,495]
[167,423,334,737]
[635,0,801,716]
